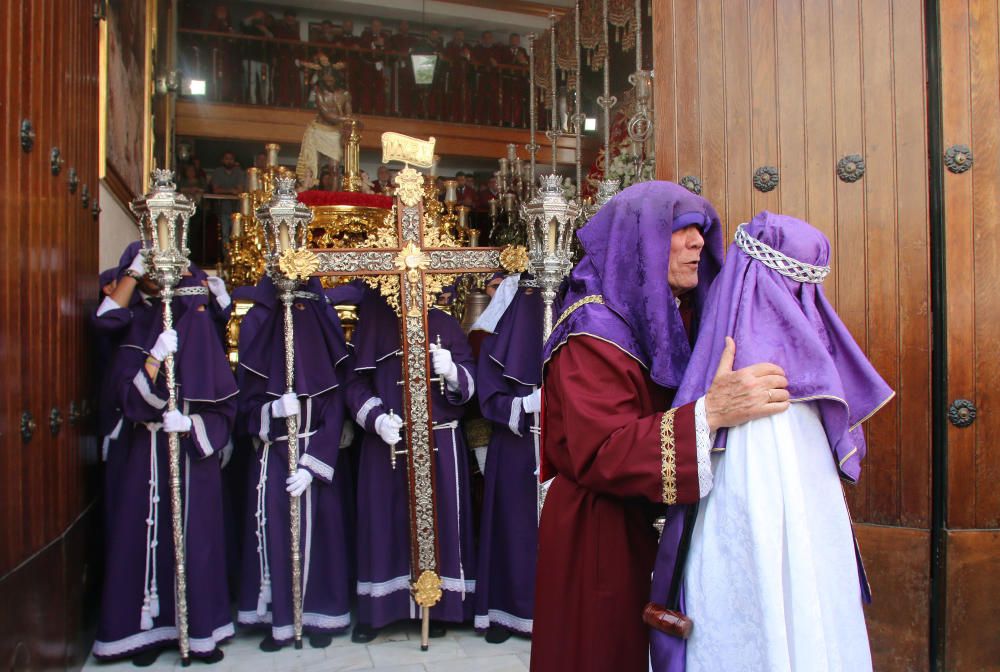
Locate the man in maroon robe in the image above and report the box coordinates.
[389,21,417,117]
[358,19,388,115]
[501,33,529,127]
[272,10,303,107]
[531,182,791,672]
[445,29,473,123]
[472,31,502,125]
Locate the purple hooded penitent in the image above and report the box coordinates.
[649,211,894,672]
[543,181,724,389]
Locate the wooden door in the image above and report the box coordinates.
[937,1,1000,669]
[0,0,100,669]
[654,0,932,669]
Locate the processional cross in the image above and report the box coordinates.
[288,133,525,650]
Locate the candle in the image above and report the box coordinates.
[266,143,280,168]
[278,222,291,253]
[240,193,252,216]
[488,199,499,217]
[231,213,242,238]
[499,157,510,179]
[503,192,516,211]
[469,230,480,246]
[246,168,259,192]
[547,219,558,253]
[457,205,470,229]
[444,179,458,203]
[157,216,170,251]
[431,155,439,177]
[507,143,518,162]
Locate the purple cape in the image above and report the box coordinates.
[649,211,894,672]
[239,276,350,397]
[489,282,543,387]
[119,270,238,404]
[542,181,724,389]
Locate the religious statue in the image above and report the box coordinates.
[295,53,353,189]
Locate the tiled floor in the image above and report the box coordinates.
[82,623,532,671]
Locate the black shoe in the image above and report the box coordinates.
[309,633,333,649]
[193,648,225,664]
[132,647,163,667]
[428,621,447,638]
[485,625,512,644]
[259,635,285,652]
[351,623,378,643]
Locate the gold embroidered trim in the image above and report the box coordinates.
[552,295,605,331]
[661,408,678,505]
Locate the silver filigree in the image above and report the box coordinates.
[735,223,830,284]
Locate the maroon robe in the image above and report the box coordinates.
[272,21,304,107]
[444,41,473,123]
[389,32,417,116]
[500,46,528,127]
[472,43,503,125]
[531,337,702,672]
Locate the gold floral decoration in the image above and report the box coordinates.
[395,167,425,207]
[412,570,443,608]
[279,248,320,280]
[500,245,530,273]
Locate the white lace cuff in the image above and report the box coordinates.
[509,396,524,437]
[96,296,122,317]
[694,396,715,498]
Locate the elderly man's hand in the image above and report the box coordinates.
[705,337,790,431]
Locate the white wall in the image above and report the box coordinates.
[98,180,138,271]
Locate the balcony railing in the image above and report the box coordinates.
[178,28,548,130]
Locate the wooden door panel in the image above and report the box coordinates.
[653,0,929,526]
[0,0,27,575]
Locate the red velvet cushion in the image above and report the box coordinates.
[297,190,393,209]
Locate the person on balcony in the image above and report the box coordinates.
[445,29,473,123]
[473,31,503,126]
[390,21,418,117]
[358,19,389,115]
[272,9,304,108]
[242,10,275,106]
[502,33,529,128]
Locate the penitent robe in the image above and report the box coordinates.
[531,336,704,672]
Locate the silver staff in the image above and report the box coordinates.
[130,169,196,666]
[257,175,316,649]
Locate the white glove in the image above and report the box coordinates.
[339,422,355,449]
[162,409,193,433]
[150,329,178,362]
[374,412,403,445]
[429,344,460,389]
[128,251,146,277]
[220,441,234,469]
[206,276,231,310]
[271,392,300,419]
[286,468,313,497]
[522,389,542,414]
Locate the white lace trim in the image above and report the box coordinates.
[237,611,351,637]
[473,609,533,634]
[441,577,477,593]
[509,396,524,437]
[460,365,475,398]
[357,575,411,597]
[356,396,383,427]
[356,575,476,597]
[92,623,233,658]
[299,453,334,481]
[259,402,271,443]
[694,397,715,498]
[189,413,214,457]
[133,370,166,410]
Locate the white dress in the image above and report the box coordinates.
[684,402,872,672]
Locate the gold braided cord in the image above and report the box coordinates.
[660,408,678,505]
[552,295,605,331]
